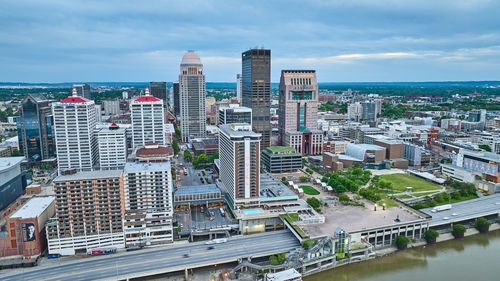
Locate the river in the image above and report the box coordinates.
[305,230,500,281]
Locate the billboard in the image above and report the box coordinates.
[22,222,36,242]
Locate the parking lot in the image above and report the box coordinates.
[176,207,235,233]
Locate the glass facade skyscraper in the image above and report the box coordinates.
[17,93,56,165]
[242,49,271,150]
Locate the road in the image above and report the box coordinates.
[0,231,299,281]
[421,193,500,226]
[175,152,203,186]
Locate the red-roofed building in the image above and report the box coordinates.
[130,88,166,147]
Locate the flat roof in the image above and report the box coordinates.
[124,161,171,173]
[267,146,294,151]
[55,170,123,182]
[175,184,221,196]
[0,157,23,173]
[10,196,54,219]
[260,173,298,200]
[219,124,261,138]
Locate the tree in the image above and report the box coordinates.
[339,194,350,203]
[171,168,176,181]
[479,144,491,152]
[452,224,466,238]
[299,176,310,182]
[306,198,321,209]
[172,140,180,155]
[183,150,192,162]
[424,229,439,244]
[396,235,410,250]
[476,217,491,233]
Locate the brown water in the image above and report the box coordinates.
[305,230,500,281]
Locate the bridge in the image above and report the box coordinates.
[421,193,500,228]
[0,231,299,281]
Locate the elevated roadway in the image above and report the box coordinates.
[0,231,299,281]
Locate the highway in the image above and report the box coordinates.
[0,231,299,281]
[421,193,500,226]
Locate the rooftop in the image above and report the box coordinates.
[134,88,161,102]
[259,173,299,201]
[0,157,23,173]
[181,50,202,65]
[175,184,221,196]
[124,161,171,173]
[219,124,261,138]
[10,196,54,219]
[59,88,91,103]
[268,146,294,151]
[55,170,123,182]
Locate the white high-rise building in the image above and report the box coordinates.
[219,123,261,209]
[236,74,242,104]
[179,50,206,142]
[52,88,98,173]
[130,88,165,147]
[97,123,127,170]
[123,162,174,246]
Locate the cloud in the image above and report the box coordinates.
[0,0,499,82]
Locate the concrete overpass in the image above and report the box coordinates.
[421,193,500,228]
[0,231,300,281]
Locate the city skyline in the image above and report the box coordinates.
[1,1,500,82]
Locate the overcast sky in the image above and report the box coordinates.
[1,0,500,82]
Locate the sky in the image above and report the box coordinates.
[1,0,500,82]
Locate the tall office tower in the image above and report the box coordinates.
[348,102,377,123]
[468,109,487,129]
[278,70,323,156]
[179,50,206,142]
[123,162,173,246]
[149,82,168,107]
[94,104,102,122]
[242,49,271,150]
[46,170,125,255]
[17,93,56,165]
[173,82,180,118]
[219,124,261,209]
[218,104,252,126]
[236,74,242,104]
[73,83,91,100]
[52,88,98,173]
[102,99,120,116]
[130,88,165,147]
[97,123,127,170]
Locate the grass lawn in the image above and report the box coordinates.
[415,191,439,197]
[378,197,399,207]
[393,194,412,199]
[380,174,441,192]
[299,185,320,195]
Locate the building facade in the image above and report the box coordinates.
[278,70,322,156]
[149,82,168,107]
[123,162,174,246]
[261,146,302,173]
[47,170,124,255]
[17,93,56,165]
[73,83,91,100]
[218,104,252,126]
[242,49,271,150]
[52,88,98,173]
[102,99,120,116]
[179,50,206,142]
[130,88,166,147]
[173,82,180,118]
[219,124,261,209]
[236,74,242,104]
[97,124,127,170]
[0,157,27,211]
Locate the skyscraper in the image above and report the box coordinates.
[17,93,56,165]
[149,82,168,107]
[97,123,127,170]
[278,70,323,156]
[219,124,261,209]
[73,83,91,100]
[173,82,180,118]
[52,88,98,173]
[179,50,206,142]
[130,88,165,147]
[236,74,242,104]
[123,161,174,246]
[242,49,271,150]
[47,170,125,255]
[218,104,252,126]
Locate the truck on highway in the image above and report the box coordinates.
[431,204,452,213]
[205,238,227,245]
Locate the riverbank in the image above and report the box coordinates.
[305,224,500,281]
